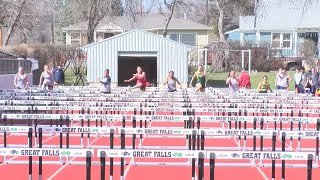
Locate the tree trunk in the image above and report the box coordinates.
[216,1,226,42]
[163,0,177,38]
[3,0,26,46]
[87,0,98,44]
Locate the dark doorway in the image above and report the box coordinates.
[118,56,157,87]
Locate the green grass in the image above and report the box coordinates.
[205,71,296,91]
[65,71,296,91]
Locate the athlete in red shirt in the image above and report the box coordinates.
[238,68,251,89]
[124,66,149,91]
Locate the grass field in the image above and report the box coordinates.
[65,71,296,91]
[205,71,296,91]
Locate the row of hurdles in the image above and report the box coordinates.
[0,126,316,180]
[1,87,320,180]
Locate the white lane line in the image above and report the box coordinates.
[47,120,118,180]
[219,121,269,180]
[123,121,153,179]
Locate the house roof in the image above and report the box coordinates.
[240,0,320,31]
[63,14,212,31]
[81,29,192,49]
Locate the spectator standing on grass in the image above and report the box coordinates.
[14,67,28,89]
[97,69,111,94]
[39,65,54,90]
[297,67,308,94]
[163,71,181,92]
[257,75,273,93]
[275,68,291,90]
[53,63,65,86]
[238,68,251,89]
[308,67,320,95]
[226,70,239,93]
[294,67,301,93]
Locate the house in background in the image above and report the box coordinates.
[229,0,320,58]
[62,14,212,48]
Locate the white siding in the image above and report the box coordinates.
[82,29,191,85]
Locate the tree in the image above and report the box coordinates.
[162,0,187,37]
[1,0,40,45]
[87,0,124,43]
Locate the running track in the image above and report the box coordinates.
[0,111,320,180]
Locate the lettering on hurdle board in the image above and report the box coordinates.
[132,115,192,121]
[0,106,31,110]
[280,131,320,137]
[118,128,196,135]
[1,114,125,120]
[201,129,275,136]
[38,126,113,133]
[199,116,255,122]
[208,151,315,160]
[0,126,32,133]
[0,148,94,157]
[97,150,205,158]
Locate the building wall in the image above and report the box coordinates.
[82,30,190,86]
[156,29,209,47]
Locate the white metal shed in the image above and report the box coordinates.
[81,29,191,87]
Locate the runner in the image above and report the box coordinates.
[275,68,291,90]
[238,68,251,89]
[226,70,239,93]
[189,65,206,92]
[124,66,148,91]
[163,71,181,92]
[13,67,28,89]
[97,69,111,94]
[39,65,54,90]
[257,75,273,93]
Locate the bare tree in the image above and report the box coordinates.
[87,0,124,43]
[162,0,187,38]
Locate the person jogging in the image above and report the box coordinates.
[257,75,273,93]
[14,67,28,89]
[226,70,239,93]
[163,71,181,92]
[39,65,54,90]
[97,69,111,94]
[189,65,206,92]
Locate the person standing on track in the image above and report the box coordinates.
[238,68,251,89]
[257,75,273,93]
[39,65,54,90]
[226,70,239,93]
[97,69,111,94]
[14,67,29,89]
[275,68,291,90]
[163,71,181,92]
[124,66,149,91]
[189,65,206,92]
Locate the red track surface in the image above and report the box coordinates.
[1,111,320,180]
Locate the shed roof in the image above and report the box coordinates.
[63,14,212,31]
[81,29,192,49]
